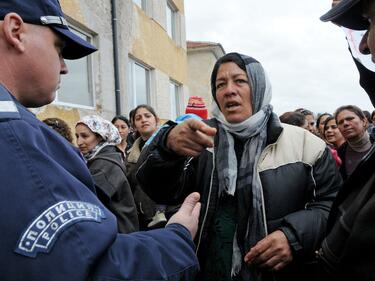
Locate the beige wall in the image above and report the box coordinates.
[60,0,85,22]
[131,6,187,84]
[128,1,188,120]
[187,50,219,110]
[172,0,184,13]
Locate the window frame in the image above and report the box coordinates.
[169,79,181,120]
[133,0,146,10]
[166,1,177,40]
[128,58,151,109]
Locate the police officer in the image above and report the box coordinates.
[0,0,200,280]
[318,1,375,280]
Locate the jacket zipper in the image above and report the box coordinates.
[257,144,273,236]
[196,147,215,254]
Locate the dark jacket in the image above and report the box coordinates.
[0,85,199,281]
[337,136,374,180]
[137,117,341,281]
[318,146,375,281]
[126,137,157,229]
[88,145,139,233]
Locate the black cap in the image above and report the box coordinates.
[0,0,97,59]
[320,0,369,30]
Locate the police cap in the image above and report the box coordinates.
[320,0,369,30]
[0,0,97,59]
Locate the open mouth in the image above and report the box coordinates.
[225,101,241,110]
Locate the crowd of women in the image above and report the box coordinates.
[41,51,374,281]
[279,106,375,179]
[43,104,165,234]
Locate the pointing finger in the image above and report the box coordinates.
[186,119,217,137]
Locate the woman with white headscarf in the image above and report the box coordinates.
[136,53,341,281]
[76,115,138,233]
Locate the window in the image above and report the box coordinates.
[169,80,180,120]
[128,59,151,108]
[56,26,94,108]
[166,1,177,40]
[133,0,146,10]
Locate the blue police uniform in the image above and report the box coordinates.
[0,84,199,280]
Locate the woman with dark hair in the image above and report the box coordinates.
[126,104,167,230]
[43,117,73,143]
[295,108,316,134]
[75,115,138,233]
[335,105,374,179]
[137,52,341,281]
[111,115,131,156]
[316,113,332,138]
[324,116,345,149]
[279,111,307,127]
[323,116,345,167]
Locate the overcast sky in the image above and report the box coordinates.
[185,0,375,115]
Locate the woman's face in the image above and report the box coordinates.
[75,124,102,154]
[133,107,158,140]
[113,119,129,142]
[305,114,316,134]
[337,110,366,141]
[215,62,252,123]
[319,114,330,135]
[324,119,345,147]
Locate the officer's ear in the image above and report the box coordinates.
[1,13,26,53]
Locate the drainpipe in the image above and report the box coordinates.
[111,0,121,115]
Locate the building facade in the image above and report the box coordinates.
[36,0,189,130]
[186,41,225,112]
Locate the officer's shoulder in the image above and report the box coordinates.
[0,85,21,121]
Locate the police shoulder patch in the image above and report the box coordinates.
[15,201,106,258]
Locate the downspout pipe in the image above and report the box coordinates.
[111,0,121,115]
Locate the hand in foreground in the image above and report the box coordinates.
[244,230,293,271]
[167,192,201,239]
[167,119,217,157]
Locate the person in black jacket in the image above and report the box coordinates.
[136,52,341,281]
[334,105,373,180]
[319,0,375,280]
[76,115,139,233]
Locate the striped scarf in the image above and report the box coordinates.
[211,53,274,280]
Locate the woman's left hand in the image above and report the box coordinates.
[244,230,293,271]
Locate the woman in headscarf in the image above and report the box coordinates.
[136,53,341,281]
[75,115,138,234]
